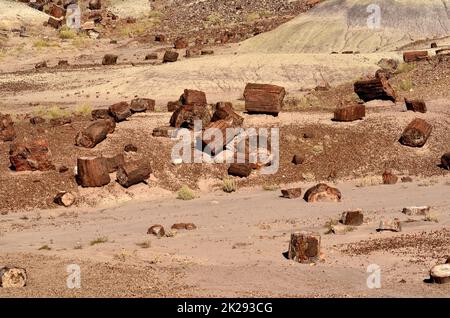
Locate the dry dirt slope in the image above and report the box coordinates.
[239,0,450,53]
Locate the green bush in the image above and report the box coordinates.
[177,185,195,200]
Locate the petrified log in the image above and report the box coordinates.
[403,51,428,63]
[211,102,243,127]
[152,126,178,138]
[49,4,65,18]
[180,89,207,106]
[340,210,364,226]
[399,118,432,147]
[30,116,45,125]
[91,109,112,120]
[76,156,110,187]
[228,163,252,177]
[405,98,427,113]
[54,191,76,207]
[288,231,321,263]
[116,161,152,188]
[171,223,197,230]
[147,225,165,238]
[244,83,286,115]
[202,117,238,155]
[174,37,188,49]
[303,183,341,202]
[185,48,200,58]
[429,264,450,284]
[382,170,398,184]
[441,152,450,170]
[103,153,125,173]
[0,114,16,141]
[281,188,302,199]
[167,101,180,112]
[47,16,63,28]
[102,54,118,65]
[402,206,430,216]
[354,76,397,102]
[0,267,27,288]
[75,119,114,148]
[130,98,155,113]
[292,154,304,165]
[333,104,365,121]
[109,102,131,122]
[163,50,179,63]
[377,218,402,232]
[9,139,55,171]
[169,104,212,129]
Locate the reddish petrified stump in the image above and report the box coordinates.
[288,231,321,264]
[76,156,110,187]
[9,139,55,171]
[354,76,397,102]
[304,183,342,202]
[333,103,365,121]
[244,83,286,115]
[399,118,432,147]
[116,161,152,188]
[228,163,252,178]
[109,102,131,122]
[403,51,428,63]
[340,210,364,226]
[405,98,427,113]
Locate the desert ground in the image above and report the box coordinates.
[0,0,450,297]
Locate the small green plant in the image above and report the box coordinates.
[74,103,92,116]
[398,79,414,91]
[90,236,108,246]
[246,12,260,23]
[38,245,51,251]
[177,185,195,200]
[206,13,222,25]
[222,177,237,193]
[424,211,439,223]
[395,62,415,74]
[47,105,70,119]
[262,184,279,191]
[59,26,77,39]
[33,39,59,48]
[71,35,91,48]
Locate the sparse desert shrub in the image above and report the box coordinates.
[74,103,92,116]
[246,12,260,23]
[33,39,59,48]
[222,177,236,193]
[38,245,51,251]
[71,35,91,48]
[59,26,77,39]
[206,13,222,25]
[356,176,382,187]
[90,236,108,246]
[47,105,70,119]
[424,211,439,223]
[136,240,151,248]
[395,62,415,74]
[398,79,414,91]
[177,185,195,200]
[262,184,279,191]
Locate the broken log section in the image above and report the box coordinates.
[76,156,111,187]
[116,161,152,188]
[399,118,432,147]
[288,231,321,263]
[354,76,397,102]
[333,103,365,121]
[244,83,286,115]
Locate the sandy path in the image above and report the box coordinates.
[1,178,449,297]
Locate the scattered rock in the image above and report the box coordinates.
[130,98,155,113]
[340,210,364,226]
[330,224,350,235]
[54,191,76,207]
[333,103,365,121]
[102,54,118,65]
[429,264,450,284]
[354,76,397,102]
[50,117,72,127]
[9,139,55,171]
[35,61,47,69]
[228,163,252,178]
[201,49,214,55]
[431,42,438,49]
[0,267,27,288]
[288,231,321,263]
[399,118,432,148]
[405,98,427,113]
[147,225,165,238]
[377,219,402,232]
[382,170,398,184]
[402,206,430,216]
[103,153,125,173]
[211,102,243,127]
[124,143,138,152]
[440,152,450,170]
[47,16,63,29]
[401,176,413,183]
[174,37,188,49]
[109,102,131,122]
[152,126,179,138]
[88,0,102,10]
[163,50,179,63]
[58,165,69,173]
[291,154,304,165]
[281,188,302,199]
[91,109,112,120]
[303,183,342,202]
[0,114,16,141]
[75,119,115,148]
[403,51,428,63]
[145,53,158,60]
[30,116,45,125]
[154,34,166,42]
[171,223,197,230]
[76,156,110,187]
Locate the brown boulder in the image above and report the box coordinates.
[304,183,341,202]
[102,54,118,65]
[9,139,55,171]
[109,102,131,122]
[130,98,155,113]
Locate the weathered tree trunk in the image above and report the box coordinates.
[202,117,237,155]
[116,161,152,188]
[130,98,155,113]
[405,98,427,113]
[76,156,111,187]
[244,83,286,115]
[354,76,397,102]
[54,191,76,207]
[281,188,302,199]
[441,152,450,170]
[304,183,342,202]
[75,119,114,148]
[333,104,365,121]
[430,264,450,284]
[288,231,321,264]
[399,118,432,147]
[0,267,27,288]
[227,163,252,177]
[211,102,244,127]
[103,153,125,173]
[109,102,131,122]
[403,51,428,63]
